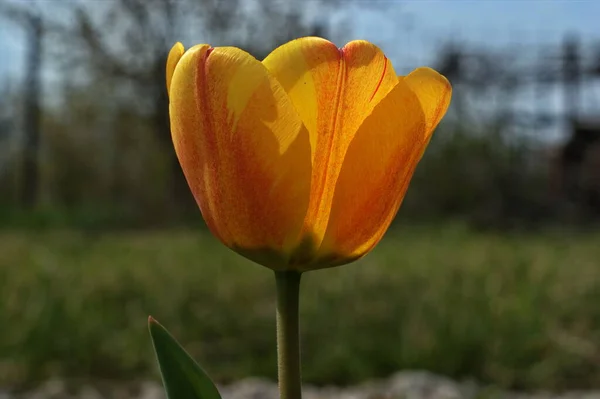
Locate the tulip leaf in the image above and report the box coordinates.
[148,316,222,399]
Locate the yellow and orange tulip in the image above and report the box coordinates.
[167,37,451,271]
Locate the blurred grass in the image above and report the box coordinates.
[2,223,600,391]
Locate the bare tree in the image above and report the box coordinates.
[0,3,44,208]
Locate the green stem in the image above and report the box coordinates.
[275,270,302,399]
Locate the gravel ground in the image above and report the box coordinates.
[3,371,600,399]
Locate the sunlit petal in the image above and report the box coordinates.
[166,42,185,96]
[263,37,400,250]
[169,45,312,266]
[316,79,427,265]
[403,67,452,139]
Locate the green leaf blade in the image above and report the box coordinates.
[148,316,222,399]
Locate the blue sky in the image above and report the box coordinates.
[398,0,599,38]
[1,0,599,141]
[343,0,600,71]
[0,16,24,79]
[2,0,599,79]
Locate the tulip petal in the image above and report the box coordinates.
[403,67,452,139]
[166,42,185,96]
[316,79,431,265]
[315,68,452,265]
[263,37,400,249]
[169,44,312,265]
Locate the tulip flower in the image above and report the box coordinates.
[158,37,451,399]
[166,37,451,273]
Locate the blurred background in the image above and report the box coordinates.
[2,0,600,397]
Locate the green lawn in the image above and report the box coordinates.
[2,223,600,390]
